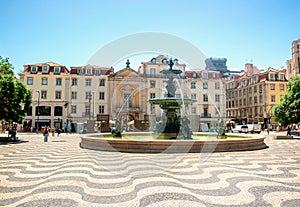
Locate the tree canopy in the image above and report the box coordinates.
[274,75,300,127]
[0,56,32,124]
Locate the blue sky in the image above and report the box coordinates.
[1,0,300,74]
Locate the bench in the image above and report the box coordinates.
[273,135,294,139]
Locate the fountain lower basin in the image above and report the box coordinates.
[80,132,267,153]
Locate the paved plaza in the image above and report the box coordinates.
[0,132,300,207]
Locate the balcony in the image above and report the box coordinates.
[200,113,211,118]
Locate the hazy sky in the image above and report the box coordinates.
[1,0,300,74]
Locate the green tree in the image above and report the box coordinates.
[0,56,32,124]
[274,76,300,126]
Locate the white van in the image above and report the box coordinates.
[247,123,261,133]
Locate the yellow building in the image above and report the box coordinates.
[226,65,288,128]
[19,62,70,131]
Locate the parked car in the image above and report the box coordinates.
[291,128,300,136]
[232,125,248,133]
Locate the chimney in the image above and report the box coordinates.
[245,63,254,76]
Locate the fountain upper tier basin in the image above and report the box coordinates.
[149,98,196,109]
[80,132,267,153]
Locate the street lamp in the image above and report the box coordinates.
[36,90,40,132]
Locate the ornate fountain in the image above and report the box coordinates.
[149,59,196,139]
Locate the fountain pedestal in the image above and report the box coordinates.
[149,58,195,139]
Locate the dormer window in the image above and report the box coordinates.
[31,66,37,73]
[202,72,208,79]
[162,58,168,64]
[78,69,83,75]
[151,58,156,64]
[54,67,61,74]
[269,73,275,80]
[212,73,216,78]
[192,72,196,78]
[42,65,49,73]
[279,73,284,80]
[86,68,92,75]
[249,78,252,84]
[95,70,100,75]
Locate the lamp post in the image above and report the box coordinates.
[36,90,40,132]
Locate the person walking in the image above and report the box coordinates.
[43,126,49,142]
[287,125,292,136]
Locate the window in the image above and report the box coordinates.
[259,85,263,93]
[42,77,48,85]
[27,77,33,85]
[99,79,105,86]
[85,78,92,86]
[36,106,51,116]
[254,96,257,104]
[269,73,275,80]
[31,66,37,73]
[151,58,156,64]
[71,105,77,113]
[259,95,263,103]
[99,105,104,114]
[54,106,63,116]
[150,68,156,76]
[42,65,49,73]
[72,78,77,86]
[192,72,196,78]
[203,82,208,89]
[71,91,77,99]
[191,93,196,99]
[212,73,216,78]
[249,78,252,84]
[271,95,276,102]
[280,84,284,91]
[99,92,105,100]
[122,93,133,107]
[150,80,156,88]
[254,86,257,93]
[215,82,220,89]
[85,105,90,117]
[202,72,208,79]
[243,98,246,106]
[56,78,62,86]
[54,67,60,74]
[55,91,61,99]
[215,94,220,102]
[191,82,196,89]
[270,84,275,90]
[203,94,208,102]
[86,68,92,75]
[243,89,246,95]
[41,90,47,99]
[86,91,91,100]
[150,93,156,99]
[279,74,284,80]
[78,69,83,74]
[260,107,263,116]
[192,107,196,114]
[249,97,252,105]
[215,107,220,115]
[249,87,252,94]
[95,70,100,75]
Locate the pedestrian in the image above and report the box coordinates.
[287,125,292,136]
[43,126,49,142]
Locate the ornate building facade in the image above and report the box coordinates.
[286,38,300,80]
[19,55,227,132]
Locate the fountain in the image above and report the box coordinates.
[149,58,195,139]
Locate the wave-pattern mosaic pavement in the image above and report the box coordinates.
[0,133,300,206]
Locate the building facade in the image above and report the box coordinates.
[19,62,70,131]
[19,56,227,132]
[286,38,300,80]
[226,64,288,128]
